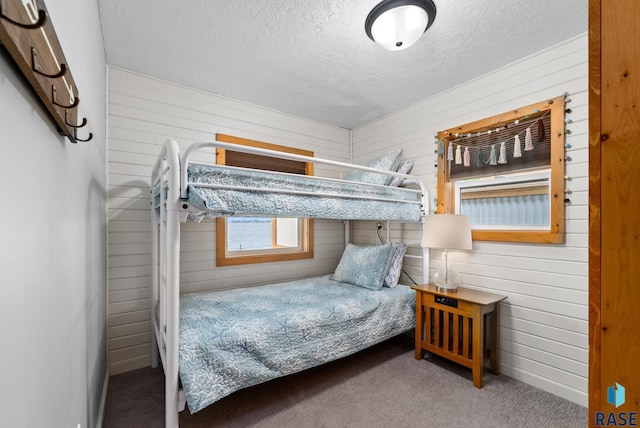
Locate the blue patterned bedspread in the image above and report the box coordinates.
[186,164,422,221]
[179,275,416,413]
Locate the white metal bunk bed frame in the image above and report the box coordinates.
[150,138,430,427]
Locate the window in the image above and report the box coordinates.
[225,217,309,253]
[436,95,566,243]
[215,134,314,266]
[455,170,550,229]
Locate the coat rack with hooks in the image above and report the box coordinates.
[0,0,92,143]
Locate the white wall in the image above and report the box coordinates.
[107,67,351,374]
[351,34,588,406]
[0,1,107,427]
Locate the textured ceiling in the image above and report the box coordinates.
[97,0,587,129]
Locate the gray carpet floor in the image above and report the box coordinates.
[103,336,587,428]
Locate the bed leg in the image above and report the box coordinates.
[178,389,186,412]
[151,327,159,368]
[166,375,179,427]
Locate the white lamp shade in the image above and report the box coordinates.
[370,5,429,51]
[422,214,473,251]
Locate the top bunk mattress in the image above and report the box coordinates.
[185,164,423,221]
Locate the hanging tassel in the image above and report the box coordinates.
[489,144,497,165]
[455,145,462,164]
[513,135,522,158]
[477,147,484,168]
[463,146,470,167]
[525,127,534,151]
[447,143,454,161]
[537,119,546,142]
[498,141,507,164]
[438,138,445,155]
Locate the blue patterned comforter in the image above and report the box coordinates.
[179,275,416,413]
[186,164,422,221]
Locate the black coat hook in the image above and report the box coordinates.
[51,85,79,109]
[67,116,87,129]
[75,132,93,142]
[31,47,67,79]
[0,5,46,29]
[65,110,87,128]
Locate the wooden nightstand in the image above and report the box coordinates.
[411,284,507,388]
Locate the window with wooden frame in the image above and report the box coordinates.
[215,134,314,266]
[436,95,567,244]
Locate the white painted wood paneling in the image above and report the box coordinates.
[107,34,589,407]
[107,67,350,374]
[351,34,588,406]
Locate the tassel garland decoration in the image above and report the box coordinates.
[477,147,484,168]
[447,143,454,161]
[455,145,462,165]
[513,135,522,158]
[489,144,497,165]
[438,138,445,155]
[524,127,534,151]
[463,146,470,167]
[498,141,507,164]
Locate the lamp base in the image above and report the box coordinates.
[433,266,460,293]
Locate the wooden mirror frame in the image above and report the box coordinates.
[436,95,567,244]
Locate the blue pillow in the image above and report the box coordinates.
[383,242,408,288]
[331,243,393,290]
[344,149,403,186]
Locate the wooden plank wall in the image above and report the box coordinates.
[351,34,589,406]
[589,0,640,422]
[106,67,351,375]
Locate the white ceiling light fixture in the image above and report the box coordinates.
[365,0,437,51]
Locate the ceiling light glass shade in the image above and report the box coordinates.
[365,0,436,51]
[371,5,427,50]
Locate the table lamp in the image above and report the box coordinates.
[422,214,473,292]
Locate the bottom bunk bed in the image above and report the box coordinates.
[151,138,428,427]
[180,272,415,413]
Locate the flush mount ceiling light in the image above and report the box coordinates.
[365,0,436,51]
